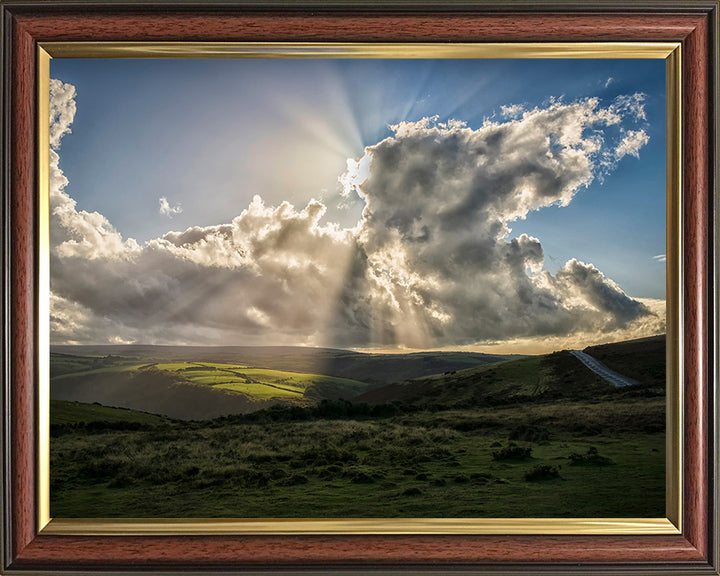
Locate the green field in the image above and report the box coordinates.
[50,400,172,426]
[51,357,373,419]
[50,398,664,518]
[214,382,303,398]
[149,362,368,400]
[51,353,143,380]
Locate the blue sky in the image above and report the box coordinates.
[48,57,666,349]
[51,57,665,299]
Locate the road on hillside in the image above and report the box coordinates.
[569,350,639,388]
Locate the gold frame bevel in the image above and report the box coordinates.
[37,41,682,537]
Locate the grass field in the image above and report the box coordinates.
[50,398,664,518]
[51,357,373,419]
[147,362,368,400]
[50,400,172,426]
[51,353,141,379]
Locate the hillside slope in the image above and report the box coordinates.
[584,335,665,389]
[355,351,614,408]
[50,399,172,426]
[50,368,278,420]
[355,335,665,408]
[51,345,522,385]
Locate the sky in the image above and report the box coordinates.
[48,57,667,353]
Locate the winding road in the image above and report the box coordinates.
[569,350,639,388]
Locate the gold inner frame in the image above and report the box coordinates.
[36,42,682,536]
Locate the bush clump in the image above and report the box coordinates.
[524,465,560,481]
[492,443,532,461]
[317,465,343,479]
[401,487,422,496]
[470,472,494,484]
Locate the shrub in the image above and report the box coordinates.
[491,443,532,461]
[268,467,288,480]
[350,471,375,484]
[470,472,494,484]
[401,487,422,496]
[524,465,560,481]
[317,465,343,479]
[78,458,124,480]
[568,446,614,466]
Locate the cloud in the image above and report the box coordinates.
[336,102,660,347]
[49,82,140,262]
[610,93,647,122]
[49,83,663,349]
[53,207,357,346]
[49,79,76,149]
[159,196,182,218]
[653,254,666,263]
[604,77,614,88]
[159,197,183,217]
[615,129,650,160]
[500,103,524,118]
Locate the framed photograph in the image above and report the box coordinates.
[1,1,717,574]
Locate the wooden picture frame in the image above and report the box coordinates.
[1,1,717,573]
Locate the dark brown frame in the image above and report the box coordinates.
[1,1,717,574]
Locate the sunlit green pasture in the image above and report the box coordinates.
[215,382,303,398]
[152,362,202,371]
[149,362,367,401]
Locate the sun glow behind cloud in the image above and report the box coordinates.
[48,67,666,352]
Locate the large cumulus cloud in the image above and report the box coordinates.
[49,80,664,349]
[337,100,663,347]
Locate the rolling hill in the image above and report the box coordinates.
[50,399,173,426]
[51,365,271,420]
[50,354,373,420]
[50,345,523,385]
[355,336,666,408]
[584,334,665,388]
[50,346,524,420]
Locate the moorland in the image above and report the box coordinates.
[49,336,666,518]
